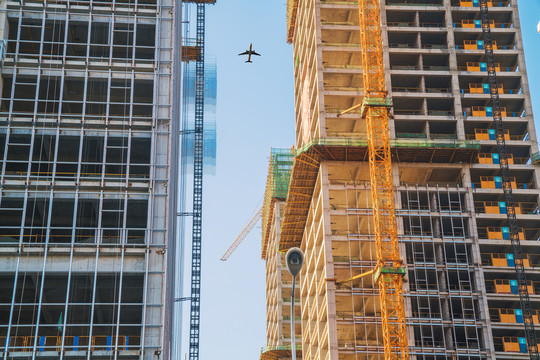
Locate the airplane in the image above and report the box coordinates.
[238,43,261,63]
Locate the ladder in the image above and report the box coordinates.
[189,3,207,360]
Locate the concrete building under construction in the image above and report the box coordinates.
[261,1,540,360]
[260,150,300,360]
[0,0,187,358]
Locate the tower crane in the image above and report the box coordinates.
[220,207,263,261]
[358,1,408,357]
[338,1,408,359]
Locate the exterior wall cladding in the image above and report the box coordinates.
[263,1,540,360]
[264,201,302,352]
[0,0,178,359]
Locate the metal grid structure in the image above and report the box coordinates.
[0,0,178,358]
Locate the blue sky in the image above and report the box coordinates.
[180,2,294,359]
[185,1,540,360]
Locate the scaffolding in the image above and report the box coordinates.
[261,149,294,259]
[280,137,479,251]
[286,0,299,44]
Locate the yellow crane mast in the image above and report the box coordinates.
[285,0,409,358]
[358,1,408,358]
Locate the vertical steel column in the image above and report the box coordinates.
[189,2,205,360]
[31,9,51,356]
[478,2,539,359]
[170,0,183,358]
[114,231,126,359]
[141,0,161,350]
[87,189,105,358]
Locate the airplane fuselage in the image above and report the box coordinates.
[246,43,253,62]
[239,43,261,63]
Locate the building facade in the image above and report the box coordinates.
[271,1,540,360]
[261,150,302,360]
[0,0,180,358]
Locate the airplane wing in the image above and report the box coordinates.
[238,51,249,56]
[252,51,261,56]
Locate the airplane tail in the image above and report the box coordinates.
[245,60,252,63]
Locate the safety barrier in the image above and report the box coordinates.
[458,0,510,6]
[471,106,507,117]
[492,279,535,295]
[501,337,528,353]
[486,253,531,267]
[478,176,518,189]
[0,335,140,352]
[478,153,513,165]
[459,19,512,28]
[464,62,502,72]
[492,308,539,324]
[486,226,525,240]
[469,83,504,94]
[473,128,509,140]
[461,19,495,28]
[459,0,493,6]
[463,40,497,50]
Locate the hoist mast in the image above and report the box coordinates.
[358,1,408,358]
[478,1,539,359]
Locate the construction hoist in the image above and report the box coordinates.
[479,1,539,358]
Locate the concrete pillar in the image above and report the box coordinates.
[444,325,454,349]
[431,193,441,238]
[512,2,539,152]
[445,0,465,140]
